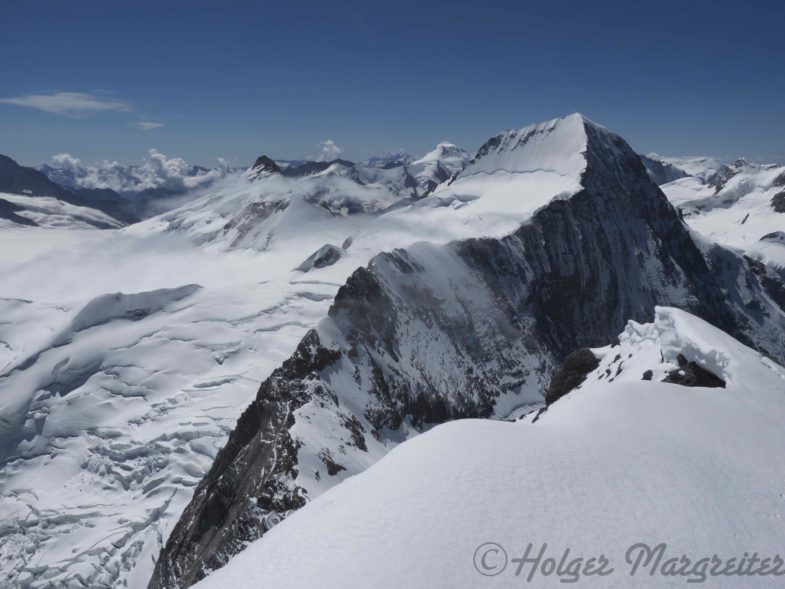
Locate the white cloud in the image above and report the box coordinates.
[133,121,164,130]
[51,153,83,170]
[0,92,132,116]
[317,139,343,162]
[43,149,229,194]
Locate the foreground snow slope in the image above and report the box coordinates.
[195,308,785,589]
[0,117,587,588]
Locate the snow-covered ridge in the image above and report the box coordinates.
[193,307,785,589]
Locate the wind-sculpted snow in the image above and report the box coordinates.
[192,308,785,589]
[150,115,785,588]
[575,307,785,394]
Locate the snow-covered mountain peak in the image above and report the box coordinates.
[405,142,470,195]
[414,141,467,163]
[363,150,413,168]
[459,113,596,180]
[245,155,282,179]
[422,113,637,226]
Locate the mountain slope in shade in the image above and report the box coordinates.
[150,114,785,588]
[193,307,785,589]
[0,154,139,225]
[0,191,125,229]
[639,153,689,185]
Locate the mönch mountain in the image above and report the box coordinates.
[149,114,785,588]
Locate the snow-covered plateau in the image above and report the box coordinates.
[0,114,784,589]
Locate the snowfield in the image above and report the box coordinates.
[194,308,785,589]
[655,157,785,269]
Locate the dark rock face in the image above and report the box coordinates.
[545,349,600,405]
[639,154,688,186]
[149,121,785,589]
[760,231,785,244]
[662,354,726,388]
[772,191,785,213]
[250,155,281,174]
[296,244,343,272]
[150,330,339,589]
[0,153,139,225]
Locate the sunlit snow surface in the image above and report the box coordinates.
[195,308,785,589]
[659,161,785,269]
[0,117,587,587]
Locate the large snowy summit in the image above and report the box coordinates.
[461,112,590,177]
[425,113,629,223]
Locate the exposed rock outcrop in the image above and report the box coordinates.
[545,349,600,404]
[662,354,726,388]
[295,244,344,272]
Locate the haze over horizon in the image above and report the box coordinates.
[2,0,783,166]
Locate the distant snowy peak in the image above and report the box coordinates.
[647,154,724,182]
[406,142,470,195]
[412,142,470,172]
[363,150,413,168]
[246,155,282,179]
[708,157,756,192]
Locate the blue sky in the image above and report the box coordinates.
[2,0,783,166]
